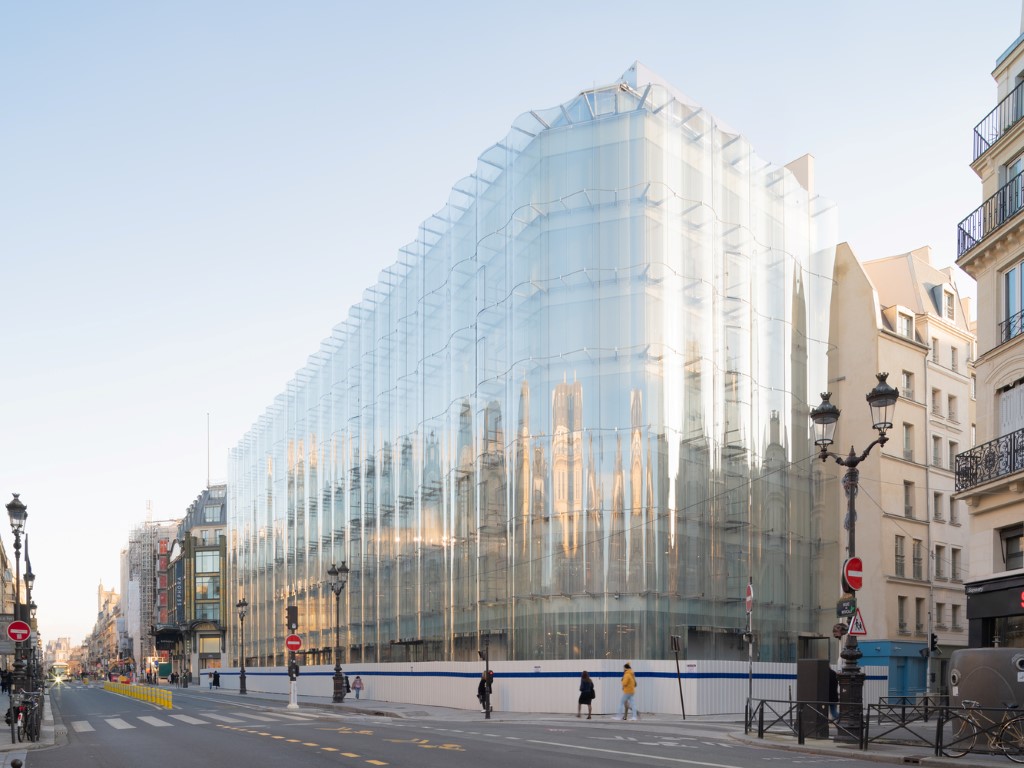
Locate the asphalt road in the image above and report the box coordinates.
[26,683,915,768]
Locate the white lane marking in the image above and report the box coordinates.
[528,739,747,767]
[234,713,278,721]
[273,713,313,721]
[169,714,208,725]
[138,716,173,727]
[203,713,246,723]
[72,721,94,732]
[105,718,135,730]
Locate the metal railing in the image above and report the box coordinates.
[1000,307,1024,344]
[957,169,1024,257]
[955,425,1024,491]
[974,79,1024,161]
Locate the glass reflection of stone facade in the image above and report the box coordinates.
[228,63,841,667]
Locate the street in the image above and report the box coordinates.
[15,682,929,768]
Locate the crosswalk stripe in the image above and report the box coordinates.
[203,713,246,723]
[235,713,278,721]
[138,716,172,727]
[72,721,94,732]
[274,713,313,721]
[169,715,208,725]
[105,718,135,729]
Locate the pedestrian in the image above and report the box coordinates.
[352,675,363,699]
[477,671,492,713]
[620,663,638,720]
[577,671,595,719]
[208,671,213,689]
[828,667,839,720]
[213,671,221,689]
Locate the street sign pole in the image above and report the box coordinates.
[745,580,753,713]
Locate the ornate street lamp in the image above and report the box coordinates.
[810,372,899,744]
[236,598,248,695]
[326,562,350,703]
[6,494,27,704]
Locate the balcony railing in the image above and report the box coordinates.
[957,169,1024,257]
[999,307,1024,344]
[974,79,1024,161]
[955,425,1024,491]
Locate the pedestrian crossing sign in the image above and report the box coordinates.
[848,608,867,636]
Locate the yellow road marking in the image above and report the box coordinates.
[303,742,319,747]
[322,747,338,752]
[366,761,388,766]
[342,753,359,758]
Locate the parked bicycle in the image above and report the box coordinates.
[943,699,1024,762]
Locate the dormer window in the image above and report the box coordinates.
[944,290,955,321]
[898,312,914,339]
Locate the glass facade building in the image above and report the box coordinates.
[228,63,842,667]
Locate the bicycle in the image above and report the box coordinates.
[943,699,1024,761]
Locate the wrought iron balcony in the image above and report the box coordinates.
[957,169,1024,257]
[974,80,1024,161]
[955,426,1024,491]
[999,307,1024,344]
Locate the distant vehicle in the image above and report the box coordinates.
[47,662,71,684]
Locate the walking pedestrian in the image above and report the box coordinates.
[477,671,492,713]
[352,675,363,699]
[619,663,638,720]
[213,670,221,689]
[577,671,595,719]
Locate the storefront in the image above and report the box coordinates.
[966,573,1024,648]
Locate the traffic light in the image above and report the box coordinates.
[286,605,298,631]
[930,633,939,655]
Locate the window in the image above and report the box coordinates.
[932,388,942,415]
[898,596,908,632]
[932,338,940,363]
[950,496,959,525]
[915,597,926,632]
[203,504,221,523]
[903,424,914,461]
[944,291,955,321]
[195,576,220,600]
[951,346,959,372]
[899,313,914,339]
[932,436,942,467]
[951,548,962,581]
[895,535,906,577]
[904,481,915,518]
[1000,380,1024,435]
[195,603,220,621]
[934,491,944,521]
[952,604,962,630]
[949,441,958,470]
[913,539,923,580]
[195,551,220,573]
[948,395,958,422]
[902,370,915,401]
[971,374,977,399]
[1005,259,1024,341]
[201,529,209,544]
[936,602,947,629]
[935,545,946,579]
[1002,525,1024,570]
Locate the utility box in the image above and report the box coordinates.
[949,649,1024,709]
[797,658,830,739]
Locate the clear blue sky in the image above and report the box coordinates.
[1,1,1017,646]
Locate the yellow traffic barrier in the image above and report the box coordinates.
[103,681,172,709]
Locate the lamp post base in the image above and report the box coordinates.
[332,666,346,703]
[835,669,865,744]
[287,680,299,710]
[239,669,247,695]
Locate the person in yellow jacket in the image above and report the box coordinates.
[619,663,638,720]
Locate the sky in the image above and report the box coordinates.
[0,0,1018,647]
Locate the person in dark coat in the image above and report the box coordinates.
[577,671,595,719]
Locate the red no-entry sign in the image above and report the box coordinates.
[744,583,754,613]
[6,620,31,642]
[843,557,864,592]
[285,634,302,652]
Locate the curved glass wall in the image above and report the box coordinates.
[228,64,841,666]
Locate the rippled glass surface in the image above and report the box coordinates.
[228,66,841,666]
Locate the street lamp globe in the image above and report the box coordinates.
[810,393,841,451]
[5,494,26,534]
[866,372,900,433]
